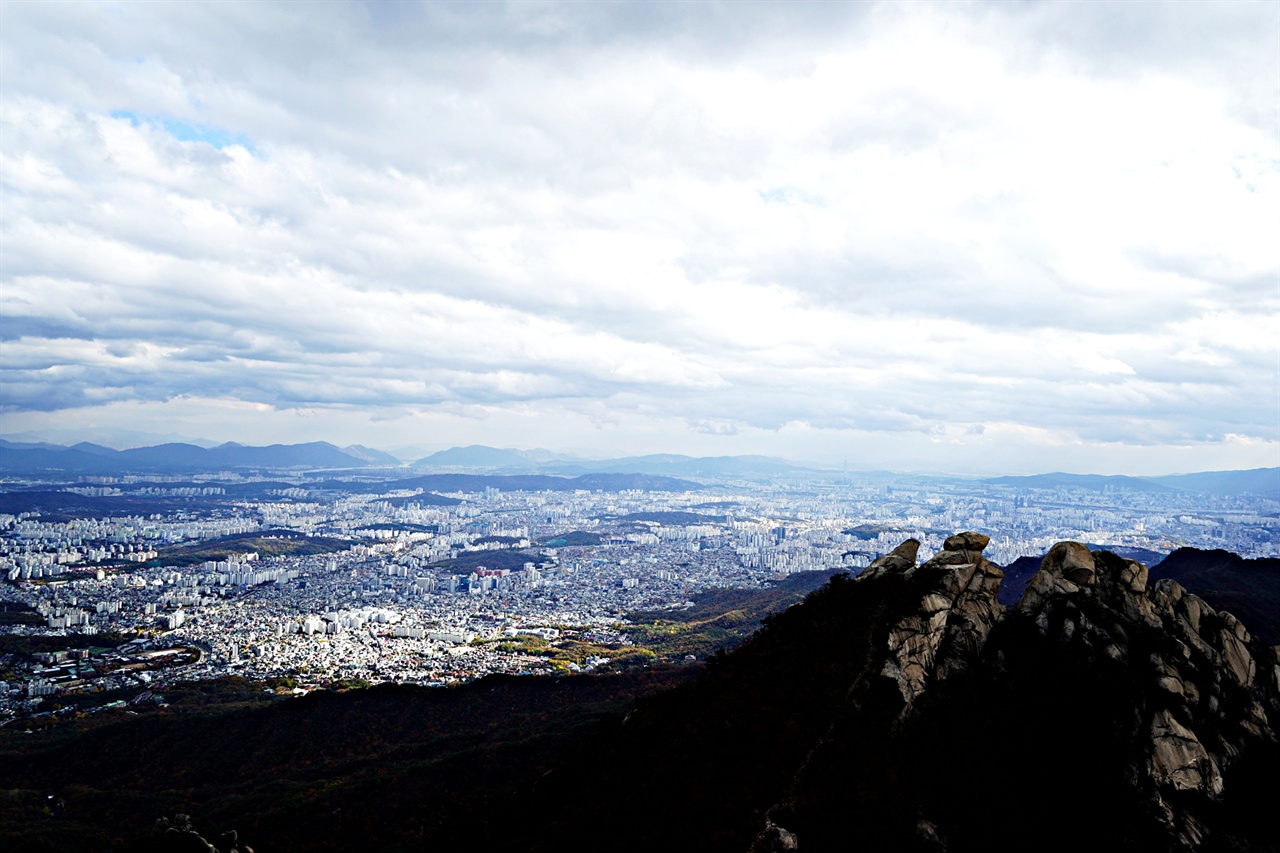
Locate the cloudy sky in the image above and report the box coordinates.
[2,1,1277,474]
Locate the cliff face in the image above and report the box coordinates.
[753,534,1279,853]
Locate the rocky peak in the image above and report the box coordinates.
[754,534,1279,852]
[852,532,1004,705]
[1018,542,1161,630]
[940,530,992,563]
[998,542,1277,847]
[859,537,921,579]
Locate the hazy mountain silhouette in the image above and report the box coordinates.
[988,468,1280,497]
[413,445,806,477]
[0,441,380,473]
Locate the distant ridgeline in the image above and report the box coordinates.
[0,439,705,498]
[1,537,1276,852]
[411,445,809,478]
[985,468,1280,497]
[0,438,774,482]
[3,439,1276,497]
[0,440,398,473]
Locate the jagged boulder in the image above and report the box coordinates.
[931,533,1004,682]
[859,538,921,580]
[941,530,990,560]
[1017,540,1096,614]
[856,532,1004,703]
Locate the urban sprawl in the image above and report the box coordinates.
[3,471,1276,724]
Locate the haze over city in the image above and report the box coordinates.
[3,1,1278,474]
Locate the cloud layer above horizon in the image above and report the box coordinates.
[2,1,1277,473]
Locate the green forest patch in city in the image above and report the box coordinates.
[153,530,352,566]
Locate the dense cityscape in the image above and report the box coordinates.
[2,461,1277,726]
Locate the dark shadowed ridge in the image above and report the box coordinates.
[996,554,1044,607]
[1150,548,1280,644]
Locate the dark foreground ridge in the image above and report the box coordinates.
[1,534,1276,852]
[746,535,1280,852]
[516,534,1278,853]
[1150,548,1280,645]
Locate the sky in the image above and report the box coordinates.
[1,0,1278,475]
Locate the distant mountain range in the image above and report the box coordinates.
[415,447,1280,492]
[0,441,701,493]
[0,428,220,448]
[336,444,402,465]
[2,439,1276,493]
[987,467,1280,496]
[412,444,806,477]
[388,472,701,493]
[0,440,398,473]
[0,439,810,479]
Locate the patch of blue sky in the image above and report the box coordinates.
[759,187,825,207]
[110,110,258,154]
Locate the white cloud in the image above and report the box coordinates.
[1,0,1276,473]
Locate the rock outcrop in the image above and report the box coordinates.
[753,534,1279,853]
[1012,545,1277,848]
[858,532,1004,704]
[131,814,253,853]
[1149,548,1280,644]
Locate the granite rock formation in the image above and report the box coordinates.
[753,533,1278,852]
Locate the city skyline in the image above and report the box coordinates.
[3,1,1278,476]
